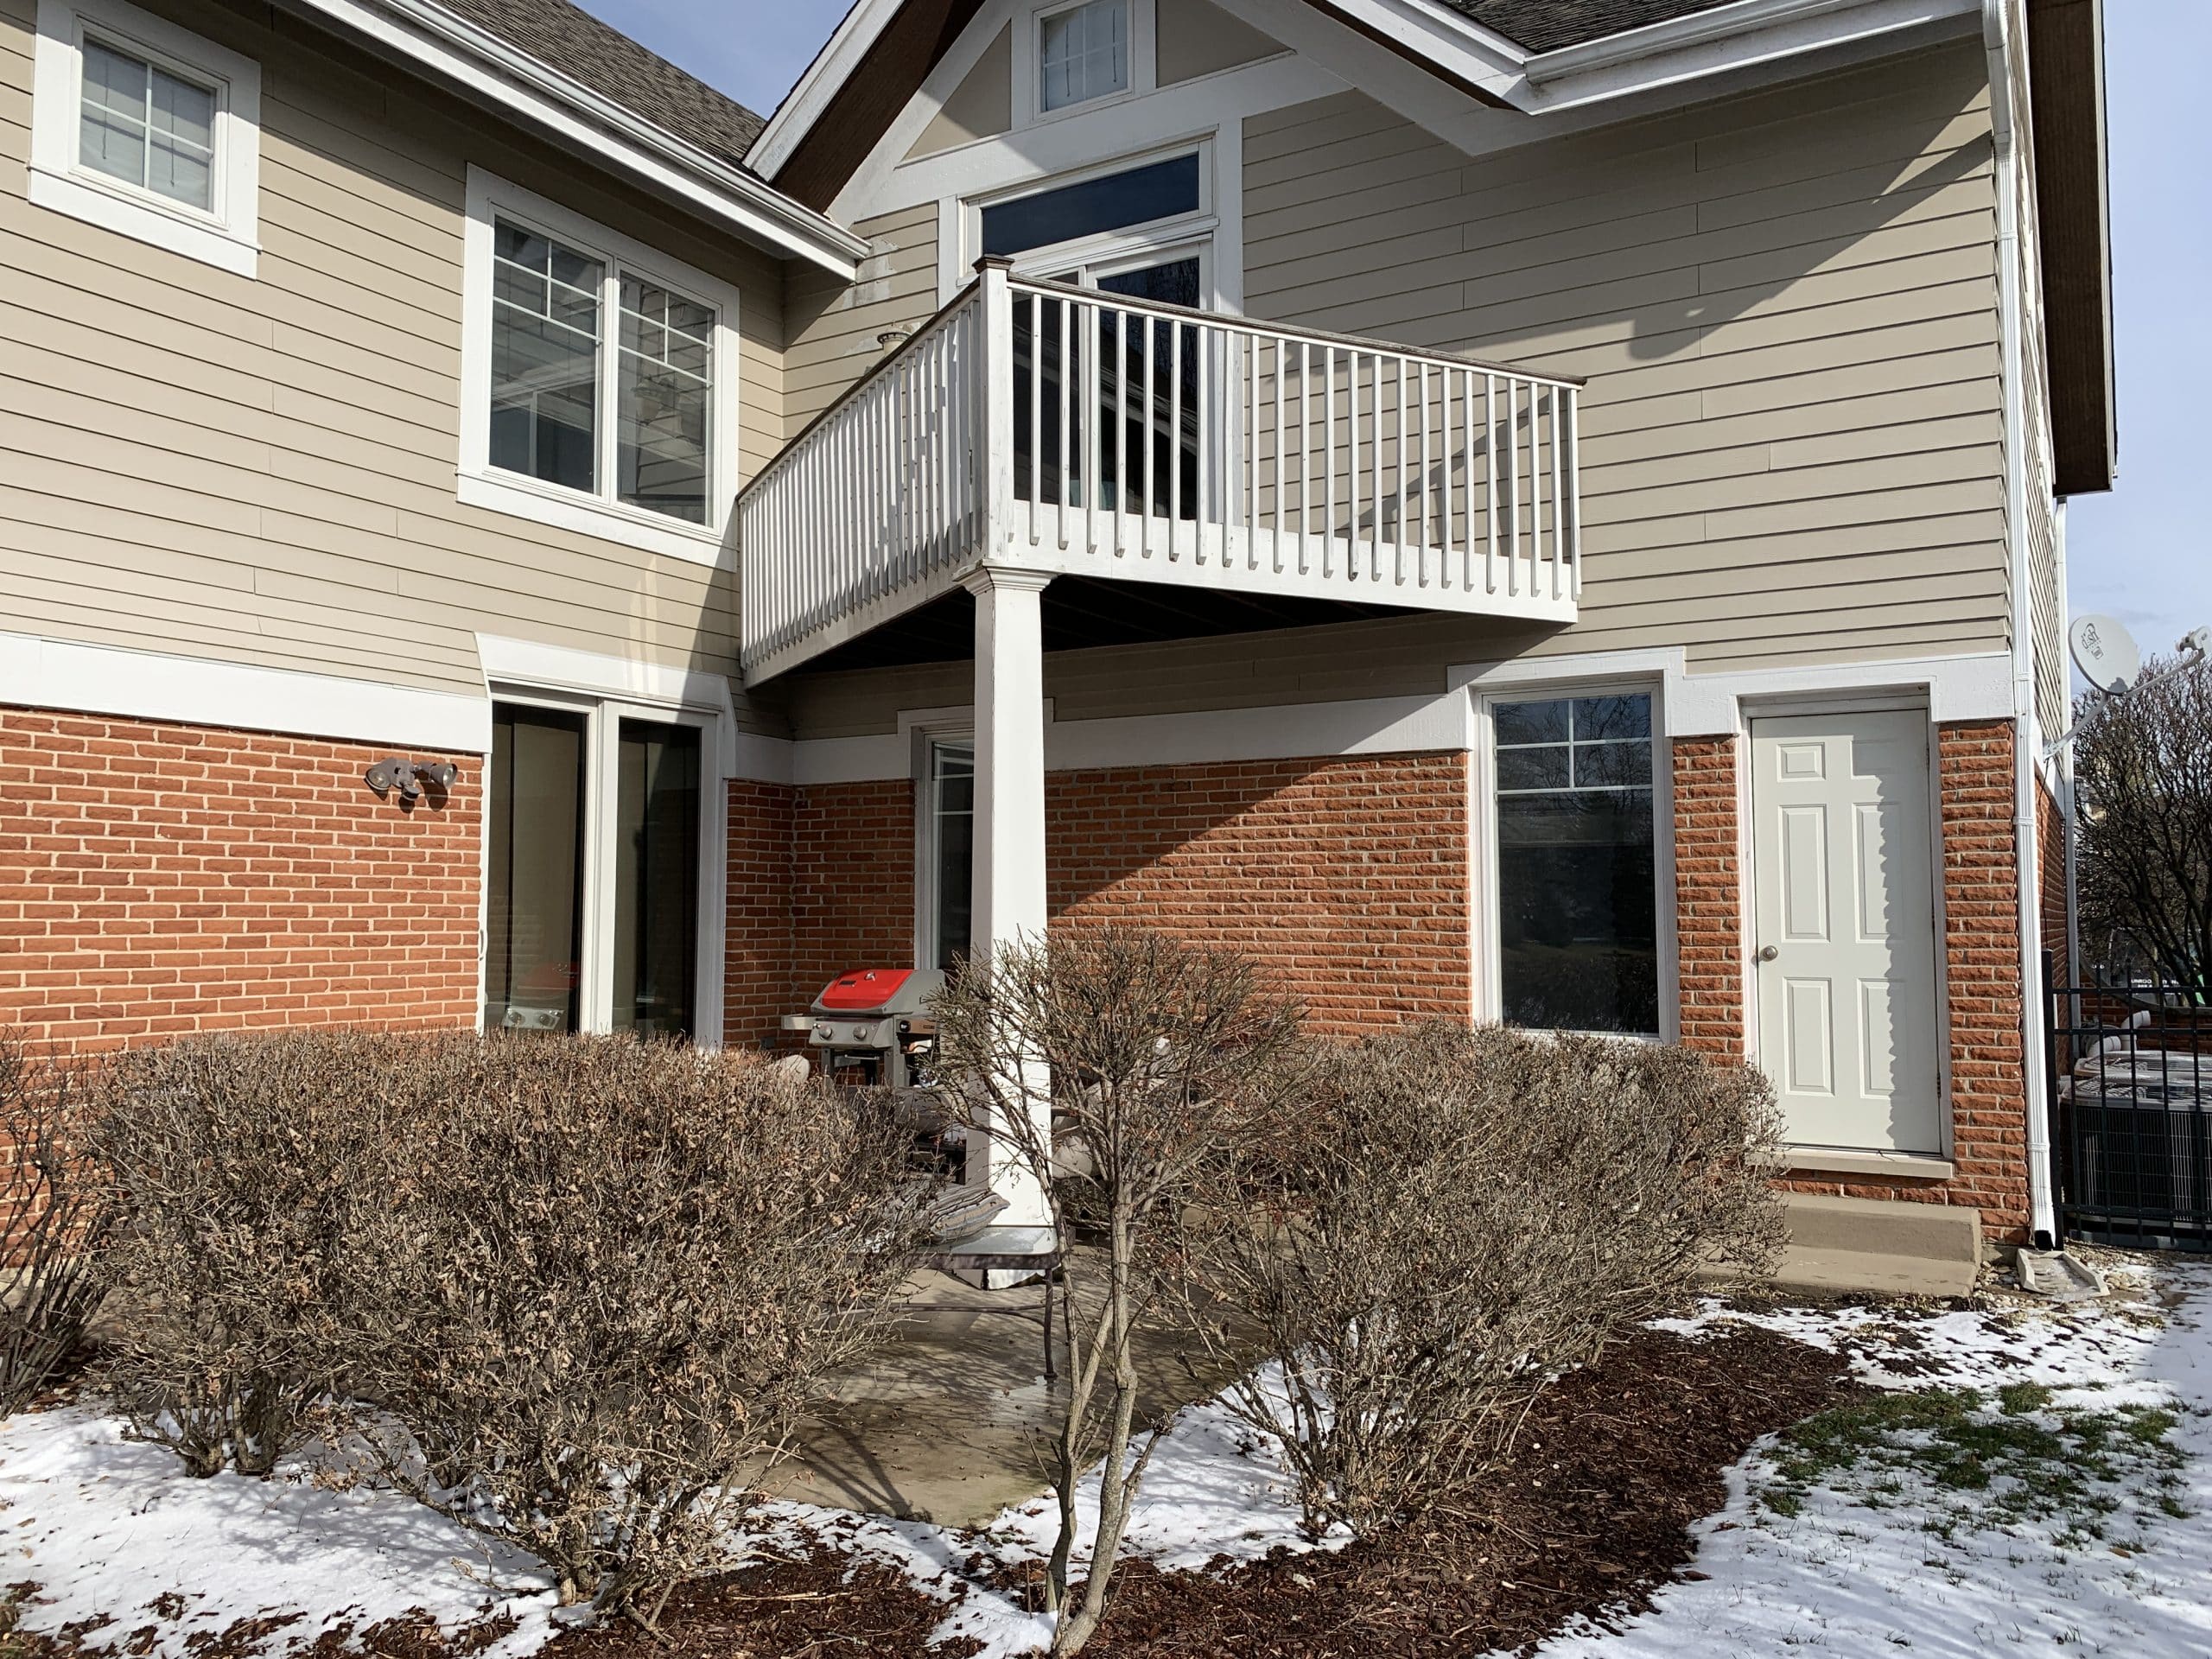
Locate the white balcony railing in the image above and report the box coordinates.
[738,262,1582,683]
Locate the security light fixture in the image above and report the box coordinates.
[365,758,459,800]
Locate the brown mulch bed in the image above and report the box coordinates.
[545,1322,1854,1659]
[556,1551,980,1659]
[1077,1325,1857,1657]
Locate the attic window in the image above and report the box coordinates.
[1038,0,1128,112]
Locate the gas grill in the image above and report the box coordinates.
[784,967,946,1090]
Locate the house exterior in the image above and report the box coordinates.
[0,0,2113,1261]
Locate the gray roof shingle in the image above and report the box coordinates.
[430,0,766,168]
[1443,1,1738,54]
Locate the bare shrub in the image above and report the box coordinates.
[1191,1022,1785,1535]
[930,927,1301,1656]
[87,1030,414,1474]
[0,1036,112,1414]
[340,1034,919,1621]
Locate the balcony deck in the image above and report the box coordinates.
[737,263,1583,684]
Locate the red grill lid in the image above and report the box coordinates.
[817,968,914,1014]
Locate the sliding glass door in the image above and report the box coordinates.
[613,720,700,1037]
[486,705,588,1033]
[485,696,715,1042]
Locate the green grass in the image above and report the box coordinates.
[1758,1383,2189,1546]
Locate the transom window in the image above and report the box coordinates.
[981,152,1200,259]
[1492,693,1660,1037]
[461,169,741,560]
[78,35,215,212]
[1039,0,1129,112]
[488,217,715,525]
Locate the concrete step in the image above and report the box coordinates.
[1771,1193,1982,1300]
[1772,1243,1978,1300]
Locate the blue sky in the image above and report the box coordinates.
[579,0,2210,664]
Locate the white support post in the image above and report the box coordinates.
[975,257,1018,559]
[965,562,1053,1227]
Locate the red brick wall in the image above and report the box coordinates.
[721,778,918,1052]
[723,779,796,1052]
[0,707,480,1051]
[793,780,917,1008]
[1046,753,1472,1036]
[1670,734,1746,1059]
[721,755,1471,1045]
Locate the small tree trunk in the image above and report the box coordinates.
[1052,1203,1142,1656]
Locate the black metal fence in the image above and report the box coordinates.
[2046,956,2212,1251]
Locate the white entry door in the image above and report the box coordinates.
[1750,710,1942,1154]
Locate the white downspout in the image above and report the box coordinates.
[1985,0,2061,1249]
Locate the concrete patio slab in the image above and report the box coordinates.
[772,1266,1239,1529]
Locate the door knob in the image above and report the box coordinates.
[1757,944,1779,963]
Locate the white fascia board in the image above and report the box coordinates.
[476,633,747,771]
[748,0,903,182]
[1516,0,1980,113]
[1299,0,1525,99]
[284,0,864,277]
[0,630,493,752]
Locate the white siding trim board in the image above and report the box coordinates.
[0,626,492,751]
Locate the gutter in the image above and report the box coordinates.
[284,0,867,277]
[1522,0,1866,81]
[1983,0,2060,1249]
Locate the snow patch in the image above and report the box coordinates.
[0,1409,557,1657]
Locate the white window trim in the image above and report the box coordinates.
[28,0,261,277]
[962,139,1220,298]
[1025,0,1154,125]
[481,682,728,1049]
[460,166,743,568]
[911,723,976,972]
[1473,678,1679,1045]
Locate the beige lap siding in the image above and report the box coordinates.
[0,707,479,1050]
[1046,753,1473,1037]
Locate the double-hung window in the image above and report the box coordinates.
[462,169,741,563]
[28,0,262,276]
[1491,692,1662,1038]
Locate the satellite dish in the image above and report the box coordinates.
[2069,613,2142,693]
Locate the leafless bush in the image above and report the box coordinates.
[87,1030,414,1474]
[1191,1022,1784,1535]
[931,927,1302,1656]
[0,1036,112,1414]
[339,1033,920,1621]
